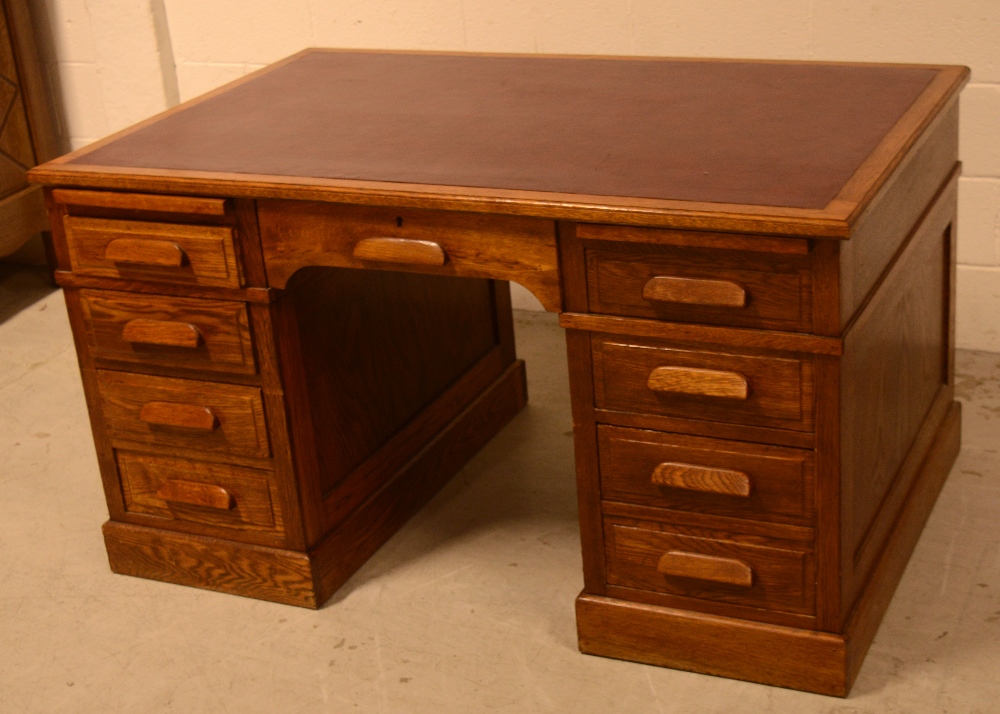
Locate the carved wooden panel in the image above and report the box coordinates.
[0,2,34,199]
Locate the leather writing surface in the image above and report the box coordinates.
[76,51,936,209]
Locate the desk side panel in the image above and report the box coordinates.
[837,101,958,332]
[838,173,958,624]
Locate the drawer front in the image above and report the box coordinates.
[256,201,561,310]
[606,518,815,615]
[599,426,814,525]
[64,216,242,288]
[97,371,270,459]
[80,290,256,375]
[118,451,282,534]
[584,242,811,331]
[593,336,814,432]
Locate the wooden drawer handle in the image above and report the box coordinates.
[651,462,752,497]
[105,238,188,267]
[157,479,235,510]
[657,551,753,587]
[122,319,203,348]
[139,402,219,431]
[643,276,746,308]
[353,237,448,266]
[647,366,750,400]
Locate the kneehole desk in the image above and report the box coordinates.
[29,49,968,697]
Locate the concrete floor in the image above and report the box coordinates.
[1,267,999,713]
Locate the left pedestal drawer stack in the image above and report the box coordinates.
[50,190,297,556]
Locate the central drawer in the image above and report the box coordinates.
[592,334,814,432]
[96,371,271,459]
[256,200,561,309]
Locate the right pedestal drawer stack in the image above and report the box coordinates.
[559,166,962,695]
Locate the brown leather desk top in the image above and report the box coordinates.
[31,50,967,236]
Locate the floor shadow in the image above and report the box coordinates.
[0,264,57,324]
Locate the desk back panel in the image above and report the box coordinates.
[283,266,500,497]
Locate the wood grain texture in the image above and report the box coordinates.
[843,401,960,689]
[593,335,813,432]
[79,290,257,376]
[321,346,509,528]
[594,408,816,450]
[647,365,749,400]
[139,401,219,431]
[1,0,63,165]
[577,595,848,695]
[56,271,275,304]
[650,462,752,498]
[118,452,282,537]
[813,353,842,631]
[601,499,814,545]
[62,289,131,521]
[642,275,746,308]
[657,551,753,587]
[232,198,269,287]
[121,319,203,349]
[156,479,235,510]
[282,266,499,496]
[257,200,560,310]
[311,360,528,602]
[838,110,959,329]
[564,328,609,595]
[30,161,851,237]
[51,188,228,215]
[558,312,842,356]
[599,426,814,525]
[96,370,270,459]
[839,174,955,618]
[352,237,447,266]
[605,518,814,616]
[603,582,815,632]
[246,297,315,551]
[64,216,242,287]
[560,224,611,595]
[585,240,812,332]
[102,521,317,607]
[576,223,810,254]
[0,0,38,201]
[104,237,186,266]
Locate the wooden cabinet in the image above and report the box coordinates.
[29,50,967,697]
[0,0,61,259]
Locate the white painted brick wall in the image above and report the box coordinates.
[35,0,1000,350]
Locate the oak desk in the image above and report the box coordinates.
[29,50,968,696]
